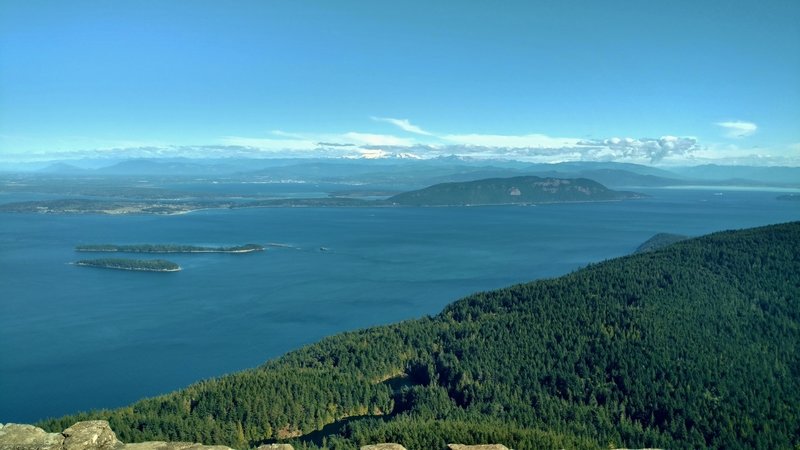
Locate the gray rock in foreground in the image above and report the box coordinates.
[0,423,65,450]
[0,422,254,450]
[62,421,120,450]
[1,421,517,450]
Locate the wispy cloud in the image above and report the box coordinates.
[371,117,433,136]
[716,121,757,139]
[318,142,356,147]
[269,130,307,139]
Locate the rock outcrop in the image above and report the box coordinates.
[0,422,252,450]
[62,421,120,450]
[256,445,295,450]
[360,445,408,450]
[0,421,514,450]
[0,424,65,450]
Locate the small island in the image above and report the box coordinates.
[74,258,181,272]
[76,243,264,253]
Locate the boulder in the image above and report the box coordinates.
[256,445,294,450]
[62,421,121,450]
[0,423,65,450]
[0,422,240,450]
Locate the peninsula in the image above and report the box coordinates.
[76,243,264,253]
[74,258,181,272]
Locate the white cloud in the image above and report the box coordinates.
[371,117,433,136]
[441,133,581,148]
[220,130,416,155]
[221,136,317,151]
[577,136,700,163]
[716,121,758,139]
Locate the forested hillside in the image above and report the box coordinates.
[40,222,800,450]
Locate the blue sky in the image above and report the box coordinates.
[1,0,799,165]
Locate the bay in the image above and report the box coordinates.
[1,187,798,422]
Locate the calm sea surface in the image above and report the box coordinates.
[1,188,798,422]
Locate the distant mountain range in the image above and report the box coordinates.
[2,157,798,189]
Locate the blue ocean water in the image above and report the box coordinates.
[0,188,798,422]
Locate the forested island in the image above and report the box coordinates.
[76,243,264,253]
[43,222,800,450]
[388,176,641,206]
[74,258,181,272]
